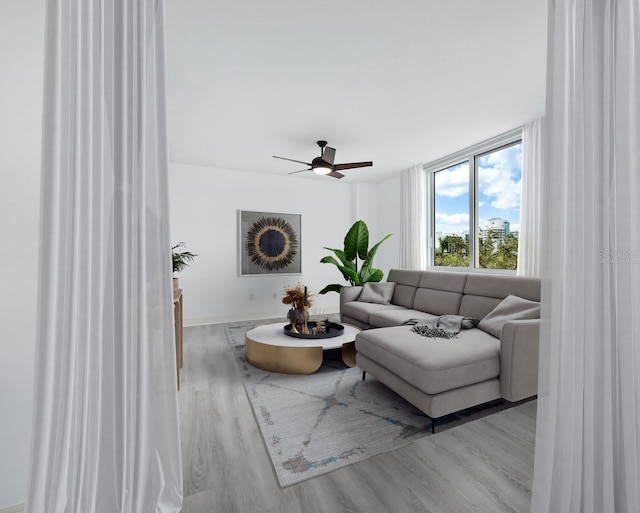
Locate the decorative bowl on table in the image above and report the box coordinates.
[283,321,344,339]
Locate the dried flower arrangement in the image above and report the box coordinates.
[282,283,313,311]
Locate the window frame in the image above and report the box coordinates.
[426,128,522,274]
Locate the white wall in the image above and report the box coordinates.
[169,163,388,325]
[0,0,44,508]
[351,181,379,236]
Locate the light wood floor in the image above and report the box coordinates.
[178,321,536,513]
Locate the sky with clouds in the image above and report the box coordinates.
[434,142,522,236]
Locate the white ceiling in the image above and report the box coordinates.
[165,0,547,183]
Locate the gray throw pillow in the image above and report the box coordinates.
[357,282,396,305]
[477,294,540,338]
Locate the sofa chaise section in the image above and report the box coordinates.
[341,269,541,429]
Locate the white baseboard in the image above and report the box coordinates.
[0,504,25,513]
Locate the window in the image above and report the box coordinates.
[429,130,522,271]
[476,143,522,270]
[434,162,470,267]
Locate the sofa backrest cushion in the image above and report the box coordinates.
[412,271,467,316]
[357,282,396,305]
[458,273,541,319]
[387,269,422,308]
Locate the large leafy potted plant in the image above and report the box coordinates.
[172,242,197,289]
[319,220,392,294]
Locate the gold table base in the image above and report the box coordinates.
[245,332,357,375]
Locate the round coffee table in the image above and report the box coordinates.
[245,322,361,374]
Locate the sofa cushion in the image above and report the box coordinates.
[458,295,503,320]
[477,294,541,338]
[355,326,500,395]
[368,309,438,328]
[341,301,405,325]
[458,274,540,319]
[464,273,541,302]
[410,271,467,315]
[413,288,463,316]
[387,269,423,287]
[391,284,418,308]
[357,282,396,305]
[417,270,468,293]
[387,269,423,308]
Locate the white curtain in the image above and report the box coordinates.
[517,118,543,277]
[27,2,182,512]
[531,1,640,512]
[400,164,428,269]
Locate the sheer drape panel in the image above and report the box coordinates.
[400,164,428,269]
[27,2,182,512]
[517,118,543,277]
[531,1,640,512]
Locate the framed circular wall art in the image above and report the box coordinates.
[239,210,302,275]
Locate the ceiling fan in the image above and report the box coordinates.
[273,140,373,179]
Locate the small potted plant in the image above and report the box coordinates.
[172,242,197,289]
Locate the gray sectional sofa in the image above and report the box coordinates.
[341,269,541,431]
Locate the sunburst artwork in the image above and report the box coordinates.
[239,211,301,275]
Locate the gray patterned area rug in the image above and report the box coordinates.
[226,325,516,487]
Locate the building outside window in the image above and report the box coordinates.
[430,130,522,271]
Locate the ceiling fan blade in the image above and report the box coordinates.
[321,146,336,165]
[288,168,312,175]
[273,155,312,166]
[333,161,373,171]
[327,170,345,179]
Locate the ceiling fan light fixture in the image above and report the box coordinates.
[312,165,332,175]
[311,156,332,175]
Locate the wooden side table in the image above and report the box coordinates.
[173,288,183,390]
